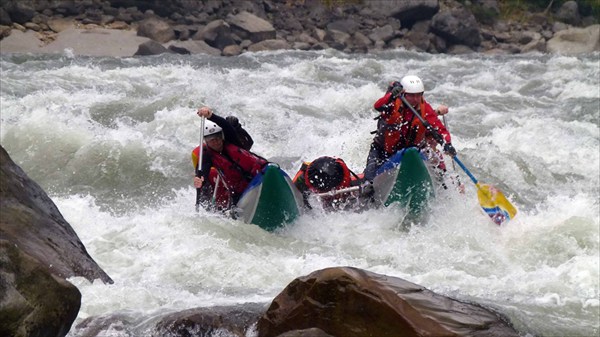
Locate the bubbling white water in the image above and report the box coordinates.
[1,50,598,336]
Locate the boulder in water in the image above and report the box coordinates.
[257,266,520,337]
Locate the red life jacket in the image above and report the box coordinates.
[380,97,429,155]
[193,143,267,198]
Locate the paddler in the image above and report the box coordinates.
[293,156,372,211]
[192,106,268,210]
[363,75,458,188]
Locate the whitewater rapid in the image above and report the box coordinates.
[1,50,598,336]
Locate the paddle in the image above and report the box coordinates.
[315,186,361,197]
[441,114,463,190]
[195,117,205,212]
[399,95,517,225]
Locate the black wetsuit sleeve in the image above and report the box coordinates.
[208,113,244,148]
[235,126,254,151]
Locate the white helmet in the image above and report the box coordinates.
[400,75,425,94]
[204,120,223,137]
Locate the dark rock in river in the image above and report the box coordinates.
[0,144,112,336]
[257,266,520,337]
[0,145,112,284]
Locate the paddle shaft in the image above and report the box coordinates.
[399,95,447,148]
[315,185,361,197]
[399,95,479,187]
[399,95,517,224]
[195,117,205,212]
[442,115,457,171]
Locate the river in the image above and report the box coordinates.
[1,49,598,336]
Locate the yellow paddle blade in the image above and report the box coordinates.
[476,183,518,225]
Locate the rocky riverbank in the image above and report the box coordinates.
[0,0,598,57]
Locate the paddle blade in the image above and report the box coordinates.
[476,183,518,225]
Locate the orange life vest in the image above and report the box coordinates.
[380,98,428,155]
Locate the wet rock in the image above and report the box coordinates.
[153,303,266,337]
[257,266,519,337]
[0,145,112,284]
[0,240,82,337]
[276,328,334,337]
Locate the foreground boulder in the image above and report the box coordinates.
[0,240,81,337]
[257,267,519,337]
[71,303,267,337]
[0,144,112,336]
[0,145,112,284]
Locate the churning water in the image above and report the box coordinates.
[1,49,598,336]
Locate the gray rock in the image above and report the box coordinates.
[369,0,439,28]
[521,37,546,53]
[0,7,12,26]
[193,19,235,50]
[351,31,372,50]
[0,240,82,337]
[227,11,275,43]
[313,27,326,42]
[556,0,581,26]
[0,145,112,284]
[431,7,482,47]
[547,24,600,54]
[325,29,350,50]
[222,44,242,56]
[134,39,170,56]
[276,328,334,337]
[136,17,175,43]
[247,39,290,52]
[166,39,221,55]
[291,41,311,50]
[368,24,395,43]
[326,18,359,34]
[552,21,569,33]
[0,25,11,39]
[47,18,75,33]
[153,303,266,336]
[297,32,318,45]
[448,44,476,54]
[24,22,40,31]
[4,1,35,25]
